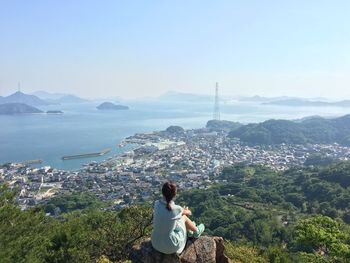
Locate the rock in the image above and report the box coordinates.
[129,236,231,263]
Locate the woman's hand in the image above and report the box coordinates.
[183,206,192,216]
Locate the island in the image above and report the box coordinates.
[46,110,63,114]
[0,103,43,114]
[96,102,129,110]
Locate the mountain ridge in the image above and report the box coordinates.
[229,114,350,145]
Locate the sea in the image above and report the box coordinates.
[1,99,349,170]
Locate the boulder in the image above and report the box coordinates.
[130,236,231,263]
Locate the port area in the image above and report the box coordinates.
[62,148,111,160]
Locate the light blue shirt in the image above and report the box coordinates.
[151,199,187,254]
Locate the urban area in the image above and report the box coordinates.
[2,125,350,211]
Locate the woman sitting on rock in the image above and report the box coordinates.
[151,182,205,254]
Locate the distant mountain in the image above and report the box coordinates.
[0,103,43,114]
[0,91,52,106]
[31,91,90,104]
[33,91,89,104]
[263,98,350,107]
[228,114,350,146]
[54,95,89,104]
[238,95,296,102]
[31,91,67,100]
[238,95,276,102]
[96,102,129,110]
[159,91,212,102]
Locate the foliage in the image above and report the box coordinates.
[206,119,242,132]
[224,241,266,263]
[180,162,350,262]
[43,192,106,214]
[4,161,350,262]
[0,185,152,263]
[293,215,350,258]
[165,125,185,134]
[304,154,336,167]
[263,246,291,263]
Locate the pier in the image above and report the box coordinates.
[62,148,111,160]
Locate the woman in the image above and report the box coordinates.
[151,182,205,254]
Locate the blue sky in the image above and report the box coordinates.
[0,1,349,98]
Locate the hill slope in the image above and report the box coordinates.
[0,91,51,106]
[229,114,350,145]
[0,103,43,114]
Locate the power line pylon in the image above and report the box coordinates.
[213,82,220,120]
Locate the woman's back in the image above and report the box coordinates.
[151,199,187,254]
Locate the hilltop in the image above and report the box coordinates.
[2,161,350,262]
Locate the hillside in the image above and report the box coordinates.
[0,103,43,114]
[229,114,350,145]
[2,161,350,262]
[0,91,52,106]
[206,119,242,132]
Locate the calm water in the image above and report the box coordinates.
[1,100,349,170]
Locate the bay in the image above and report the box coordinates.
[0,100,349,170]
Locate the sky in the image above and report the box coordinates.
[0,0,350,99]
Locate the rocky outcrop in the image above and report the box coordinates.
[130,236,231,263]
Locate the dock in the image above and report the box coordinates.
[62,148,111,160]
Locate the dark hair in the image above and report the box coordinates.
[162,182,177,211]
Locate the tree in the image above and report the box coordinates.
[293,215,350,260]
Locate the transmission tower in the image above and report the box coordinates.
[213,82,220,120]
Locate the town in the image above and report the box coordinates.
[2,125,350,211]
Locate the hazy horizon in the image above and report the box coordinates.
[1,1,350,99]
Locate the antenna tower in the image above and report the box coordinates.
[213,82,220,120]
